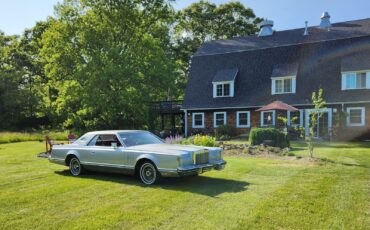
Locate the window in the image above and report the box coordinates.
[236,111,250,128]
[213,81,234,97]
[342,72,369,90]
[288,110,303,126]
[214,112,226,128]
[119,132,163,147]
[261,110,275,126]
[272,77,296,94]
[88,134,122,147]
[346,107,365,127]
[192,113,204,128]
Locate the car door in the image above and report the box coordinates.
[88,134,127,168]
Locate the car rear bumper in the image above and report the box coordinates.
[159,160,226,177]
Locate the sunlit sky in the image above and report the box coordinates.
[1,0,369,35]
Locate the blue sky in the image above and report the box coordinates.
[1,0,370,35]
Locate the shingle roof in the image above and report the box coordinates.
[195,18,370,56]
[341,51,370,72]
[271,63,299,78]
[256,101,299,111]
[183,18,370,110]
[212,68,238,82]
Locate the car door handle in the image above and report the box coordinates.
[90,151,95,155]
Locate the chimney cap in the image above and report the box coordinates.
[321,12,330,19]
[320,11,331,29]
[258,19,274,37]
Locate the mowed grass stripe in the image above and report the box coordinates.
[0,141,369,229]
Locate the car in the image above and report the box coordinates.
[49,130,226,185]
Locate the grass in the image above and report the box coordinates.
[0,131,68,144]
[0,141,369,229]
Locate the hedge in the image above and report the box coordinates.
[249,128,290,148]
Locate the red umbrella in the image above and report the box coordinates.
[256,101,299,111]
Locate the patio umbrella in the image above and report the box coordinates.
[256,101,299,112]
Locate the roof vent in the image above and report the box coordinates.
[258,19,274,37]
[320,12,331,30]
[304,21,309,36]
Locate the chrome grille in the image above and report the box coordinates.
[194,151,209,165]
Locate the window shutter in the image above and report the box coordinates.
[341,74,346,90]
[367,72,370,89]
[271,79,275,95]
[292,78,296,93]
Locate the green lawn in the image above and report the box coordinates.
[0,141,369,229]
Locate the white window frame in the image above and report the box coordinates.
[214,112,227,128]
[346,107,366,127]
[192,112,204,128]
[236,111,251,128]
[260,110,276,127]
[271,76,296,95]
[212,81,234,98]
[341,70,370,90]
[287,109,304,127]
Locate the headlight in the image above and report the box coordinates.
[179,152,194,166]
[209,150,222,161]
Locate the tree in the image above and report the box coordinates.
[306,88,326,158]
[40,0,177,131]
[172,1,261,91]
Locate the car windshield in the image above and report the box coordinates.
[119,132,164,147]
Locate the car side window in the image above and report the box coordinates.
[88,134,122,147]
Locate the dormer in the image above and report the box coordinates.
[271,63,298,95]
[212,68,238,98]
[341,52,370,90]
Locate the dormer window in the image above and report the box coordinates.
[341,71,370,90]
[271,63,298,95]
[271,76,296,94]
[212,68,238,98]
[214,82,231,97]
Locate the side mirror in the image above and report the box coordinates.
[111,142,118,148]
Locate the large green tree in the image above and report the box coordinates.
[40,0,177,131]
[172,1,261,90]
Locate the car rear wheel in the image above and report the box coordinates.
[139,161,160,185]
[69,157,83,176]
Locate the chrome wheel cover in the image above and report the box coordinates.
[70,158,81,176]
[140,163,156,185]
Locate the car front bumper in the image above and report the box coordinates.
[159,160,227,177]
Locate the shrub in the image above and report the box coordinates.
[164,135,183,144]
[249,128,289,148]
[193,135,216,147]
[215,125,235,140]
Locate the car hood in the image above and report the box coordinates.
[125,143,217,155]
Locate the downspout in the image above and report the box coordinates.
[184,109,188,137]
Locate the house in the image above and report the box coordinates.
[182,13,370,140]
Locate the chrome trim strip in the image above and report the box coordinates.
[80,161,134,169]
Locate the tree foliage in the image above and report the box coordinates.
[306,88,327,158]
[0,0,261,132]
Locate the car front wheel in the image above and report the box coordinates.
[139,161,160,185]
[69,157,83,176]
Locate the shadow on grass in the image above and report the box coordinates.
[55,170,249,197]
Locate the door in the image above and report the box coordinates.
[305,109,332,139]
[87,134,127,167]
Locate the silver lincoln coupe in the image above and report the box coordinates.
[49,130,226,185]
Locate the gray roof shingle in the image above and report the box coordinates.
[183,18,370,110]
[212,68,238,82]
[341,51,370,72]
[195,18,370,56]
[271,63,299,78]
